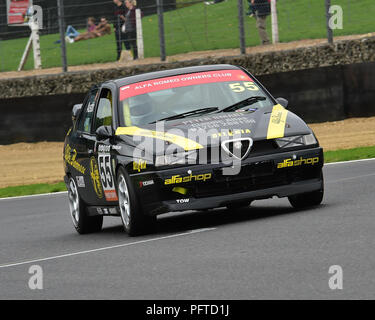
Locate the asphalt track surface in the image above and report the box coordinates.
[1,159,375,299]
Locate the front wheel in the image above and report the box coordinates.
[288,189,324,209]
[117,167,156,236]
[68,176,103,234]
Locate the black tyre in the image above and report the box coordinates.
[226,200,252,210]
[288,171,324,209]
[288,189,324,209]
[68,176,103,234]
[117,167,156,236]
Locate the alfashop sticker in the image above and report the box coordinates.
[120,70,253,100]
[277,157,320,169]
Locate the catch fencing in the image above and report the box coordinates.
[0,0,373,72]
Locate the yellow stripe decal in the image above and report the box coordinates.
[266,104,288,140]
[122,101,132,127]
[115,126,204,151]
[172,187,188,195]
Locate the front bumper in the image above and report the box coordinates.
[130,147,324,215]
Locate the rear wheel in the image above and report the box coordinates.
[68,176,103,234]
[117,167,156,236]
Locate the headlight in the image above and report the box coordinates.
[275,134,317,148]
[155,151,197,167]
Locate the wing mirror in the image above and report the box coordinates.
[96,125,113,140]
[72,104,83,123]
[276,97,289,108]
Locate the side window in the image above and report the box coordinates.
[94,89,113,131]
[77,89,98,133]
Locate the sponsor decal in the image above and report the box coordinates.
[112,145,122,151]
[97,207,118,215]
[87,102,95,113]
[164,173,212,185]
[76,176,85,188]
[139,180,154,187]
[109,207,118,214]
[182,114,256,130]
[98,144,111,153]
[64,144,86,174]
[267,104,288,140]
[116,127,203,151]
[133,159,147,172]
[120,70,253,100]
[176,199,190,204]
[211,128,251,139]
[277,157,320,169]
[90,157,103,199]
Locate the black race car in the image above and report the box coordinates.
[64,64,324,236]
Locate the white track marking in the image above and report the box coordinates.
[1,158,375,201]
[0,191,67,201]
[0,228,216,269]
[325,157,375,165]
[327,172,375,184]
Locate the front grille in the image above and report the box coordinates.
[194,162,321,198]
[202,140,277,164]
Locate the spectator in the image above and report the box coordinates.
[64,17,96,43]
[113,0,127,60]
[246,0,256,17]
[94,17,112,37]
[70,17,111,43]
[123,0,139,60]
[252,0,271,45]
[87,17,97,32]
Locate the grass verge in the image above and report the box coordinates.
[0,182,66,199]
[324,146,375,163]
[0,146,374,198]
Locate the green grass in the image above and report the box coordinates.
[0,182,66,198]
[324,146,375,163]
[1,145,375,198]
[0,0,373,72]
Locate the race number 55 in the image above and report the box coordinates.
[98,154,113,189]
[229,82,259,92]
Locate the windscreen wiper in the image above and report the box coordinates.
[151,107,219,123]
[218,96,267,113]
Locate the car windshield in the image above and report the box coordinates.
[119,69,273,126]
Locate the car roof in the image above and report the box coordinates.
[109,64,242,88]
